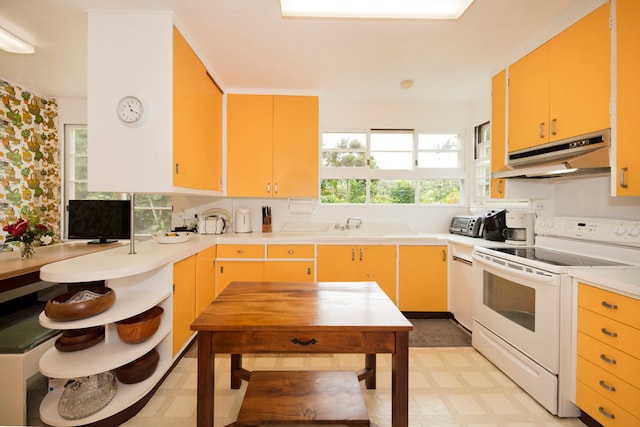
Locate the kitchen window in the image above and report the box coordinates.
[320,130,464,204]
[64,125,172,235]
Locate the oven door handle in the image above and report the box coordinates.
[472,253,558,286]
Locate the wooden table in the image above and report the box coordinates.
[190,281,413,427]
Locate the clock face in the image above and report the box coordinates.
[116,96,145,125]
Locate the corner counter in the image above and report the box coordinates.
[37,235,217,427]
[40,235,217,283]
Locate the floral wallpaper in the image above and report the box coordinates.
[1,78,61,251]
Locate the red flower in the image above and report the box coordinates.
[3,219,28,237]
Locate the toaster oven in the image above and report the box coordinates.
[449,215,483,238]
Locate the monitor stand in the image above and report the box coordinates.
[87,239,118,244]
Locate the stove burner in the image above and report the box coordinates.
[488,247,626,267]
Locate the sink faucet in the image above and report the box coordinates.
[346,217,362,230]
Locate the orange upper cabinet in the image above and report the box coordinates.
[227,94,319,198]
[491,70,507,199]
[508,4,610,152]
[173,27,222,191]
[615,0,640,196]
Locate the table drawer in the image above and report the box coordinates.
[576,380,640,427]
[577,331,640,385]
[267,244,314,259]
[578,307,640,358]
[579,283,640,329]
[217,244,264,259]
[210,331,398,353]
[577,355,640,419]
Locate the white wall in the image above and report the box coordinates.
[87,11,174,193]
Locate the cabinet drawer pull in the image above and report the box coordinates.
[287,249,294,255]
[600,354,617,365]
[601,301,618,310]
[620,167,628,189]
[236,249,244,254]
[598,406,615,420]
[291,338,317,346]
[599,380,616,392]
[601,328,617,338]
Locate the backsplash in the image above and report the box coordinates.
[0,78,61,251]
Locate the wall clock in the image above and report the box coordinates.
[116,96,146,125]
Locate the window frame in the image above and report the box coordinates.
[63,124,172,237]
[319,129,465,205]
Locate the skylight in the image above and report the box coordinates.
[280,0,474,20]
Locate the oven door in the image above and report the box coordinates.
[472,251,560,373]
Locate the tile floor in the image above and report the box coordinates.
[120,347,587,427]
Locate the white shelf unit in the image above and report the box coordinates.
[39,264,175,426]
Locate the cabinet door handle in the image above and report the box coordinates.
[599,380,616,392]
[598,407,615,420]
[600,354,617,365]
[550,118,557,136]
[359,248,363,261]
[274,183,279,194]
[267,182,271,193]
[442,249,446,261]
[220,266,224,274]
[175,163,179,174]
[497,179,503,194]
[538,122,545,138]
[619,167,628,189]
[601,301,618,310]
[601,327,618,338]
[351,249,355,261]
[306,267,311,275]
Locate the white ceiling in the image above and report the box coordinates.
[0,0,603,103]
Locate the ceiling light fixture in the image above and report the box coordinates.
[0,27,34,54]
[280,0,474,20]
[400,79,414,89]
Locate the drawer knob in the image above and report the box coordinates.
[288,250,294,255]
[599,380,616,392]
[601,301,618,310]
[600,354,617,365]
[601,328,618,338]
[598,406,615,420]
[291,338,318,346]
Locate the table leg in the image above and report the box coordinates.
[365,354,376,389]
[392,331,409,427]
[196,332,214,427]
[231,354,243,389]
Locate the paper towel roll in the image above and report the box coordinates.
[288,200,313,214]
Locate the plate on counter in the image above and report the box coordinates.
[153,232,193,244]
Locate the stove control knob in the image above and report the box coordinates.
[614,224,627,236]
[628,225,640,237]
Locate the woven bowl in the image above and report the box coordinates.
[115,306,164,344]
[45,287,115,321]
[115,348,160,384]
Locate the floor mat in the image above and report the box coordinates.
[408,318,471,347]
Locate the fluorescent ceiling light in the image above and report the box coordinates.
[280,0,474,20]
[0,27,34,54]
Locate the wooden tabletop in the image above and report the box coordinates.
[191,281,413,332]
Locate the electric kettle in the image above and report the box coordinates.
[235,208,252,233]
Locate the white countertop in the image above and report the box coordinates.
[40,235,218,283]
[568,266,640,299]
